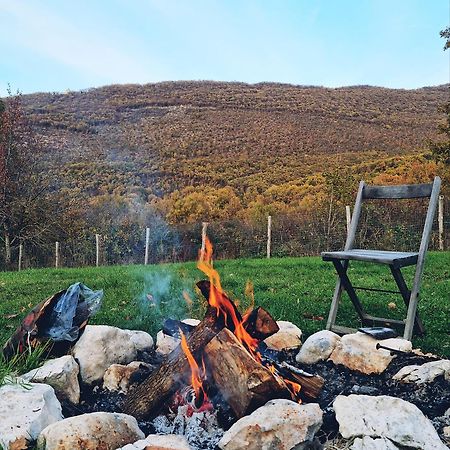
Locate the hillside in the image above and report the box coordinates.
[21,81,448,200]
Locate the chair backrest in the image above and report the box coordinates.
[345,177,442,257]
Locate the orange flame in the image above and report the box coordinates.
[267,364,302,403]
[179,329,207,403]
[196,236,302,403]
[285,379,302,401]
[197,238,259,356]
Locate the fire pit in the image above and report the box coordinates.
[1,238,448,449]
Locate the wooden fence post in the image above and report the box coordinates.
[201,222,208,254]
[438,195,444,251]
[144,227,150,265]
[95,234,101,267]
[345,205,351,237]
[267,215,272,259]
[55,241,60,268]
[18,243,23,271]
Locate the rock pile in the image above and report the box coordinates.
[0,322,448,449]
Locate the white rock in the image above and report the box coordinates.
[118,434,191,449]
[72,325,153,384]
[103,361,153,393]
[156,330,180,356]
[155,319,199,356]
[333,394,447,450]
[182,318,200,326]
[0,382,63,450]
[296,330,341,365]
[37,412,144,450]
[263,321,302,351]
[218,399,322,450]
[393,359,450,384]
[351,436,399,450]
[21,355,80,404]
[329,332,412,374]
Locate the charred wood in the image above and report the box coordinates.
[205,328,290,418]
[123,305,223,419]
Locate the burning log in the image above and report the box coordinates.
[197,281,279,340]
[275,362,325,400]
[123,305,224,419]
[205,328,290,418]
[243,306,280,341]
[163,306,279,341]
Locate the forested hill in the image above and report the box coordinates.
[21,81,448,199]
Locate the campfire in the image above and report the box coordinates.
[123,237,323,421]
[2,238,448,449]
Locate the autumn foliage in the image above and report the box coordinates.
[0,82,448,269]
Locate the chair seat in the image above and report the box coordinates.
[321,249,418,267]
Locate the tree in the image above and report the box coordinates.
[0,92,63,268]
[440,26,450,50]
[429,103,450,165]
[429,28,450,165]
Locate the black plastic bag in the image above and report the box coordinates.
[40,282,103,341]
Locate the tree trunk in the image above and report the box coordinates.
[4,230,11,268]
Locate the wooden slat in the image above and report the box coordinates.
[322,249,418,266]
[363,183,433,199]
[362,314,405,326]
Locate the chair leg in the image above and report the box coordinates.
[326,260,350,330]
[404,292,419,341]
[389,266,425,336]
[331,260,366,322]
[326,278,344,331]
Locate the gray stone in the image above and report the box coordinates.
[329,332,412,374]
[218,399,322,450]
[21,355,80,404]
[0,382,63,450]
[37,412,144,450]
[156,330,180,356]
[351,436,399,450]
[393,359,450,384]
[296,330,341,365]
[333,394,447,450]
[72,325,153,384]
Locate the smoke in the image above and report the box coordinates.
[129,267,198,336]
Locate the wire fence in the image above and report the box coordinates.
[1,197,449,272]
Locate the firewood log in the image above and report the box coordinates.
[275,362,325,400]
[204,328,290,418]
[163,305,279,341]
[243,306,279,340]
[197,280,279,340]
[123,305,223,419]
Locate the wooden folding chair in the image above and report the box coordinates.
[322,177,441,341]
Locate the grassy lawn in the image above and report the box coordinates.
[0,252,449,357]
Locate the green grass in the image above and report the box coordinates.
[1,253,449,357]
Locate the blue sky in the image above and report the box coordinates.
[0,0,448,96]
